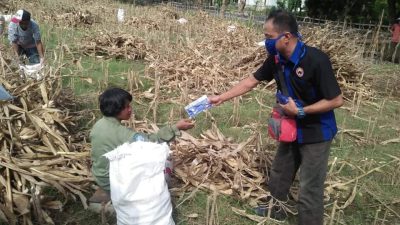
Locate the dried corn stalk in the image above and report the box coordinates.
[41,6,99,27]
[160,6,179,19]
[173,125,269,200]
[145,8,373,99]
[0,66,93,224]
[125,16,160,30]
[80,31,148,60]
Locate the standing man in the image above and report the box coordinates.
[390,17,400,44]
[209,10,343,225]
[8,9,45,64]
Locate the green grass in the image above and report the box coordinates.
[60,57,145,96]
[173,191,281,225]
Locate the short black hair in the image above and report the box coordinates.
[266,9,298,34]
[99,88,132,117]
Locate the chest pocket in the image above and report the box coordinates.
[289,67,318,104]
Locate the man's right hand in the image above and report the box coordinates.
[208,76,259,106]
[208,95,224,106]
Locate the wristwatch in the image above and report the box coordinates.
[297,106,306,119]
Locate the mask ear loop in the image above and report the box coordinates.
[296,32,303,41]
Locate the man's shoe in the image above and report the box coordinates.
[254,204,287,223]
[88,188,114,215]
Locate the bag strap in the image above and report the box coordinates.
[277,66,289,96]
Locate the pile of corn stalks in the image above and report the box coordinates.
[147,17,259,97]
[47,9,98,27]
[0,0,15,14]
[0,66,92,224]
[301,25,374,99]
[160,6,179,20]
[125,16,160,30]
[80,31,148,60]
[173,125,269,201]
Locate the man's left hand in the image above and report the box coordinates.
[279,97,298,116]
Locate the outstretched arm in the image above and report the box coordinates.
[209,75,260,105]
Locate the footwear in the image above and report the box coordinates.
[88,202,115,215]
[89,188,111,203]
[88,188,114,215]
[254,203,287,223]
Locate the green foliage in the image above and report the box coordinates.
[277,0,302,12]
[305,0,394,24]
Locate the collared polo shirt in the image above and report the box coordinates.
[254,41,342,144]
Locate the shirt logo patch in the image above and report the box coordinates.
[296,67,304,77]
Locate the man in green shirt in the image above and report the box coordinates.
[89,88,194,204]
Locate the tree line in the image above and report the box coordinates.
[116,0,399,25]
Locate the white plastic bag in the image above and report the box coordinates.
[104,142,175,225]
[117,8,125,23]
[227,25,236,33]
[177,18,188,24]
[19,63,44,80]
[3,15,12,22]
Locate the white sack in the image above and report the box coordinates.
[104,142,174,225]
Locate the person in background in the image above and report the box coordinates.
[389,17,400,62]
[390,17,400,44]
[89,87,194,205]
[8,9,45,64]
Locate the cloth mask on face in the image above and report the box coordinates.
[265,34,285,56]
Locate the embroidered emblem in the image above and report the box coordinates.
[296,67,304,77]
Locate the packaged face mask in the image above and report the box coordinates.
[184,95,212,118]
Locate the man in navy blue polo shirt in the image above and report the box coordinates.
[209,10,343,225]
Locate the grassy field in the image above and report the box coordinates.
[2,0,400,224]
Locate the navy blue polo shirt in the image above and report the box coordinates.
[254,41,342,144]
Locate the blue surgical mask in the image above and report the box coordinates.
[265,34,285,56]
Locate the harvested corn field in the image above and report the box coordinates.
[1,0,399,224]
